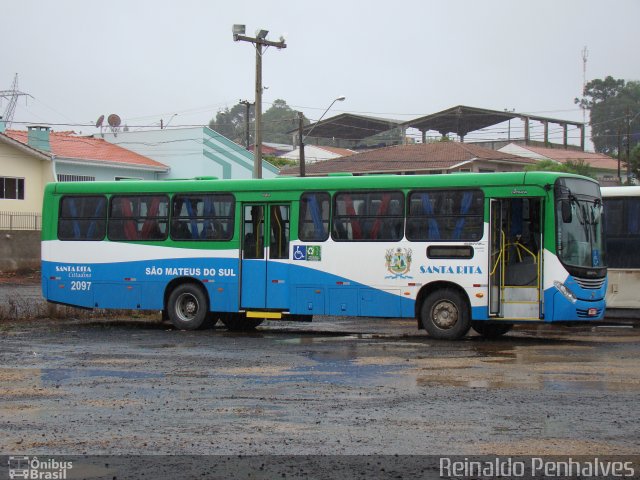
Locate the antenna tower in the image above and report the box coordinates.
[581,46,589,124]
[0,74,31,128]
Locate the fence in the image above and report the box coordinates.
[0,211,42,231]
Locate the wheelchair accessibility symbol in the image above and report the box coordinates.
[293,245,307,260]
[293,245,322,261]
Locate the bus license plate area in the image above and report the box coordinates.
[588,308,598,317]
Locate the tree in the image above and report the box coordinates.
[209,103,254,146]
[208,99,309,147]
[524,159,596,179]
[575,76,640,155]
[262,99,305,145]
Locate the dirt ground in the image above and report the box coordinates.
[1,315,639,456]
[1,274,639,478]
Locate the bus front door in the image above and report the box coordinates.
[240,203,291,310]
[489,198,543,320]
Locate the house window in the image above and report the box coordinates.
[479,169,495,173]
[0,177,25,199]
[58,174,96,182]
[115,177,142,181]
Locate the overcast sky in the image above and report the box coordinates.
[2,0,639,148]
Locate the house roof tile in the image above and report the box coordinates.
[519,145,619,171]
[4,130,169,171]
[280,142,536,176]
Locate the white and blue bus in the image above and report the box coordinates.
[41,172,607,339]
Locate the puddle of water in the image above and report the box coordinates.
[40,368,163,384]
[214,347,400,386]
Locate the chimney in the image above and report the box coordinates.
[27,125,51,151]
[0,116,5,134]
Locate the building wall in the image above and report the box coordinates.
[0,142,54,213]
[100,127,278,179]
[55,161,160,181]
[0,230,40,271]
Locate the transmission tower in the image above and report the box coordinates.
[0,74,31,128]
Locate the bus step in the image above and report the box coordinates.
[246,311,282,319]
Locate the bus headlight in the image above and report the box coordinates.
[554,280,577,304]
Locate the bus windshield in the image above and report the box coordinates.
[555,178,605,270]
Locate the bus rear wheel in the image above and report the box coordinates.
[167,283,208,330]
[221,313,263,331]
[420,289,471,340]
[472,321,513,338]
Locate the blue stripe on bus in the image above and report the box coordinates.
[42,258,416,317]
[41,259,606,322]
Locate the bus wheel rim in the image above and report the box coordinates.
[177,293,199,321]
[431,300,458,330]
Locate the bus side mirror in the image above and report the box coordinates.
[561,200,572,223]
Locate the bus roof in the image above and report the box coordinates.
[45,171,595,196]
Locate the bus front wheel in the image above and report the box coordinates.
[472,321,513,338]
[420,289,471,340]
[167,283,208,330]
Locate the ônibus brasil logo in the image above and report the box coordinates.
[8,456,72,479]
[385,247,412,279]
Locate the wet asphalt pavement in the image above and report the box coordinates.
[1,312,639,458]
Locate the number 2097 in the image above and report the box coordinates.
[71,281,92,291]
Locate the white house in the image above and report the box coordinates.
[278,145,356,164]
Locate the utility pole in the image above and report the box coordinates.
[618,128,622,183]
[239,99,253,150]
[627,108,632,183]
[581,46,589,125]
[233,25,286,179]
[298,111,306,177]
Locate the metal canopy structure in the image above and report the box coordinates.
[405,105,516,139]
[286,105,586,150]
[404,105,586,149]
[293,113,403,141]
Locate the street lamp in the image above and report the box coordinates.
[298,96,346,177]
[233,24,287,179]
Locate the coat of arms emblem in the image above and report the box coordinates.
[385,247,412,279]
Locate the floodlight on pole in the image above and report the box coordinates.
[232,24,246,40]
[299,95,346,177]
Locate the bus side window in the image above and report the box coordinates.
[299,192,330,242]
[171,194,234,242]
[58,195,107,241]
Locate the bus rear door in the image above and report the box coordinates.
[489,197,543,320]
[240,203,291,310]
